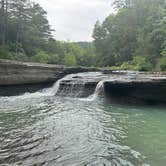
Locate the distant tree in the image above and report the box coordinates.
[64,53,76,66]
[0,0,6,44]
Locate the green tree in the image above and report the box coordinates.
[93,0,166,70]
[64,53,77,66]
[32,51,49,63]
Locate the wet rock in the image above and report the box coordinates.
[56,72,108,97]
[0,59,100,96]
[0,59,166,105]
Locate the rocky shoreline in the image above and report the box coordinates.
[104,73,166,104]
[0,59,99,86]
[0,59,166,105]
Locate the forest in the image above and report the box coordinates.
[0,0,166,70]
[93,0,166,71]
[0,0,95,66]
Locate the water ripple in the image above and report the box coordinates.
[0,95,164,165]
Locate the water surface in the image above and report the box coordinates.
[0,95,166,166]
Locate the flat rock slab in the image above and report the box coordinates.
[0,59,99,86]
[104,73,166,104]
[56,72,108,97]
[0,59,166,105]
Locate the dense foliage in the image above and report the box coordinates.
[0,0,95,66]
[1,0,166,70]
[93,0,166,71]
[0,0,52,55]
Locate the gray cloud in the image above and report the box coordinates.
[33,0,114,41]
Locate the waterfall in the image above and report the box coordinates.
[50,72,106,98]
[41,79,61,96]
[0,77,63,101]
[0,72,107,101]
[80,80,104,101]
[57,81,86,97]
[44,73,87,97]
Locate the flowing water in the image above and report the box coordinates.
[0,72,166,166]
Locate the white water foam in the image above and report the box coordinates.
[79,80,104,101]
[0,72,106,102]
[0,77,63,102]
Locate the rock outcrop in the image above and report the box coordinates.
[0,59,99,86]
[0,59,166,105]
[0,59,100,96]
[56,72,108,97]
[104,73,166,104]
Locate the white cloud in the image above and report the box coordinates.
[33,0,114,41]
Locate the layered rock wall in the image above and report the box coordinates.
[0,59,98,86]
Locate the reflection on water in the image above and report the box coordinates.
[0,95,166,166]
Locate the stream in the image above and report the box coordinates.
[0,72,166,166]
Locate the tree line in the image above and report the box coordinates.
[0,0,95,66]
[93,0,166,71]
[0,0,166,70]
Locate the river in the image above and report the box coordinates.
[0,72,166,166]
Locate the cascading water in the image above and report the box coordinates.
[0,78,62,101]
[0,72,108,101]
[82,80,105,101]
[56,79,86,97]
[51,72,108,98]
[44,72,108,98]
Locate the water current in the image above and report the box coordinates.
[0,72,166,166]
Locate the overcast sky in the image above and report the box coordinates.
[33,0,114,41]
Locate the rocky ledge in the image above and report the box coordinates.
[0,59,166,105]
[0,59,99,96]
[104,72,166,104]
[0,59,99,86]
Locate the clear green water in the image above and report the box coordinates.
[0,95,166,166]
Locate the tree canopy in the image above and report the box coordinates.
[0,0,96,67]
[93,0,166,71]
[1,0,166,70]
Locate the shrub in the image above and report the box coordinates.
[120,61,133,70]
[0,45,10,59]
[10,52,29,62]
[110,56,152,71]
[131,56,152,71]
[64,54,77,66]
[157,57,166,71]
[32,51,49,63]
[47,54,59,64]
